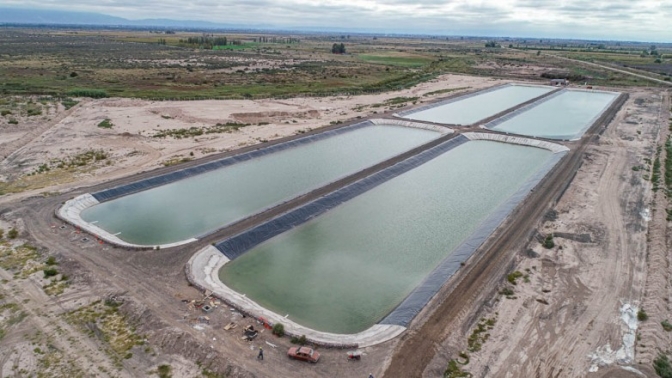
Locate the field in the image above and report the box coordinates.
[1,29,668,102]
[0,27,671,378]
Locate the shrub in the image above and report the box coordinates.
[61,98,79,110]
[290,334,307,345]
[662,320,672,332]
[0,228,3,239]
[655,354,672,378]
[97,119,113,129]
[543,234,555,249]
[507,271,524,285]
[499,287,514,296]
[157,364,172,378]
[43,268,59,278]
[638,309,649,321]
[26,107,41,116]
[67,88,108,98]
[8,118,18,125]
[7,228,18,239]
[272,322,285,337]
[70,72,78,78]
[0,110,11,116]
[45,256,57,266]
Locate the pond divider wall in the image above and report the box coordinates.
[379,132,568,327]
[214,134,470,259]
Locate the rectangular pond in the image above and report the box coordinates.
[219,140,559,334]
[487,89,620,140]
[398,84,554,126]
[80,124,440,245]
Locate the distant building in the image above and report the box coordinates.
[550,79,568,86]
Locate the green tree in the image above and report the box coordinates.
[331,43,346,54]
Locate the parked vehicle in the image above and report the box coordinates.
[243,325,258,341]
[288,346,320,363]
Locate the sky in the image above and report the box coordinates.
[1,0,670,42]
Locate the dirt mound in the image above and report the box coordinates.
[232,110,320,123]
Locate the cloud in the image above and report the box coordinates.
[1,0,669,41]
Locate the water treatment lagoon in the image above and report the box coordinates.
[487,89,620,140]
[398,84,554,126]
[79,124,440,246]
[219,140,559,334]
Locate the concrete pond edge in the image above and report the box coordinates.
[185,245,406,349]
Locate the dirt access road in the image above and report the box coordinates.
[545,53,672,87]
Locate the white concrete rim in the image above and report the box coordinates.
[57,194,197,249]
[463,132,570,153]
[186,246,406,348]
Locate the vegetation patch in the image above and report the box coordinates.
[157,364,172,378]
[290,334,308,345]
[64,300,145,365]
[655,354,672,378]
[0,149,109,195]
[43,278,69,296]
[61,98,79,110]
[443,359,472,378]
[638,309,649,321]
[0,242,45,279]
[662,320,672,332]
[506,271,524,285]
[652,145,662,191]
[359,53,433,67]
[67,89,108,98]
[467,316,497,352]
[499,287,515,297]
[97,119,113,129]
[161,156,193,167]
[543,233,555,249]
[272,322,285,337]
[153,122,250,139]
[36,345,86,377]
[423,87,470,97]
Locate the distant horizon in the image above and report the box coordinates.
[0,1,670,43]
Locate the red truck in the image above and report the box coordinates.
[287,346,320,363]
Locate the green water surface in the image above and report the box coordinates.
[220,141,555,334]
[81,125,439,245]
[492,90,619,140]
[403,85,553,125]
